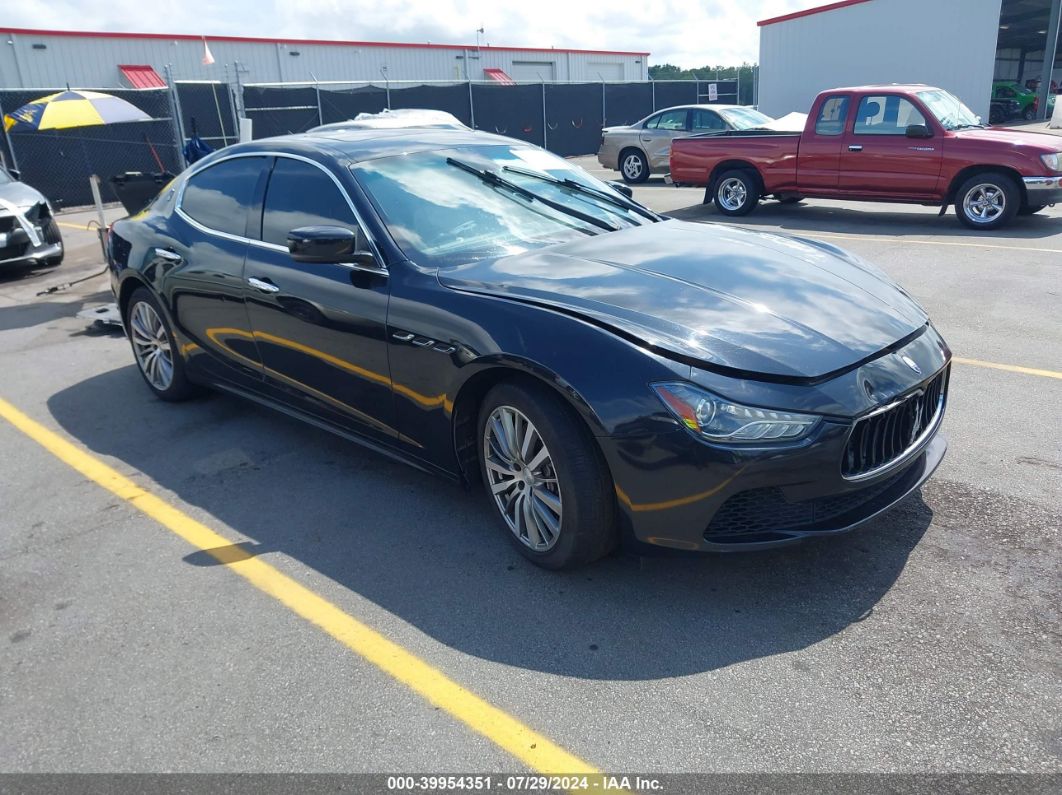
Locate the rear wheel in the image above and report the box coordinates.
[478,381,616,569]
[777,195,804,205]
[125,287,198,401]
[619,149,649,184]
[1022,105,1036,121]
[954,172,1019,230]
[713,169,760,216]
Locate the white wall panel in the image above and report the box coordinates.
[758,0,1002,120]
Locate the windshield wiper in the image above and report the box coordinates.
[500,164,661,223]
[445,157,619,233]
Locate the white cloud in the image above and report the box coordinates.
[2,0,827,67]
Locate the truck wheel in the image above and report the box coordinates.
[619,149,649,184]
[714,170,760,216]
[954,173,1019,230]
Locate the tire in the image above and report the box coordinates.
[989,106,1004,125]
[41,218,64,267]
[954,172,1020,230]
[1022,105,1036,121]
[777,196,804,205]
[1018,204,1046,216]
[477,380,616,570]
[713,169,760,216]
[619,149,650,184]
[125,287,199,401]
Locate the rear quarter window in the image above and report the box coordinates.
[180,157,266,237]
[815,96,850,136]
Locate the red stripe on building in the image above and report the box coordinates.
[758,0,874,27]
[0,27,650,57]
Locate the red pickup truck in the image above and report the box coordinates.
[669,85,1062,229]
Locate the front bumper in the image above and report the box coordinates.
[1023,176,1062,205]
[0,209,62,267]
[601,331,951,553]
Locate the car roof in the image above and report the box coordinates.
[198,128,531,166]
[652,104,746,112]
[825,84,939,93]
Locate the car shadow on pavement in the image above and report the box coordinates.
[0,289,112,333]
[666,200,1062,240]
[48,365,933,681]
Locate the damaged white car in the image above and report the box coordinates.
[0,165,63,270]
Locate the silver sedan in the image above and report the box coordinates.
[597,104,773,184]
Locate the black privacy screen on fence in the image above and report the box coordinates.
[545,84,604,157]
[0,80,758,208]
[0,87,181,208]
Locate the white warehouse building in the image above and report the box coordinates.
[757,0,1062,122]
[0,27,649,89]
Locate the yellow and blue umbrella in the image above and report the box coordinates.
[3,90,152,133]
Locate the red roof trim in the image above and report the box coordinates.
[0,27,650,57]
[758,0,873,27]
[118,64,167,89]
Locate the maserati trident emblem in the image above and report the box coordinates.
[901,355,922,375]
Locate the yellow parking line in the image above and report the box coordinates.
[954,357,1062,380]
[807,231,1062,256]
[0,396,598,776]
[56,221,94,231]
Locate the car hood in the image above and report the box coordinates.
[438,220,928,381]
[0,181,47,210]
[949,127,1062,153]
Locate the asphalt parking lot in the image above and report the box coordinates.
[1,167,1059,780]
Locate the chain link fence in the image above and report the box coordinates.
[0,77,753,209]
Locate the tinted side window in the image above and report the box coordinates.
[691,109,726,131]
[260,159,360,248]
[853,95,927,135]
[181,157,265,236]
[815,96,850,136]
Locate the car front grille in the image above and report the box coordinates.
[704,463,917,542]
[842,367,948,479]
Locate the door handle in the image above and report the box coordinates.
[848,145,863,152]
[247,276,280,293]
[153,247,182,263]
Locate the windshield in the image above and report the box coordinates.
[917,89,981,130]
[352,144,652,267]
[718,107,773,129]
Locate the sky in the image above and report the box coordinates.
[3,0,830,67]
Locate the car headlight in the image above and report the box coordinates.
[1041,152,1062,172]
[652,383,820,443]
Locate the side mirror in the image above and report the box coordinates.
[607,180,634,198]
[287,225,376,269]
[905,124,932,139]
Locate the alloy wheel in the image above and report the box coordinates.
[129,301,174,391]
[963,183,1005,224]
[622,154,643,181]
[718,177,748,211]
[482,405,563,552]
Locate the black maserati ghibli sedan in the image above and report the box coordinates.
[107,128,950,569]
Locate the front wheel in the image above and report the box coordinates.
[1022,105,1036,121]
[954,172,1019,230]
[713,169,760,216]
[478,381,616,569]
[619,149,649,184]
